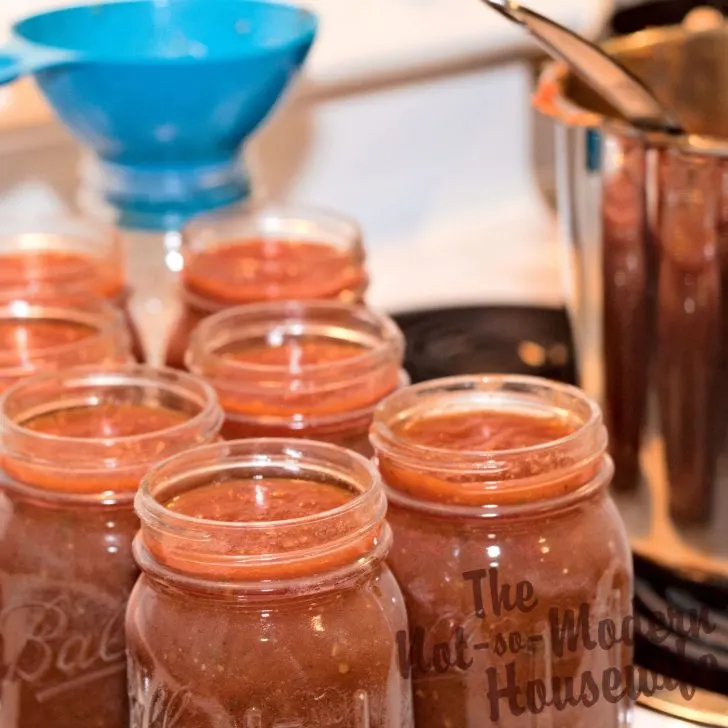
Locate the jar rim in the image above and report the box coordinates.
[186,299,405,378]
[135,438,389,584]
[0,217,122,292]
[0,364,222,449]
[370,374,610,512]
[138,437,382,530]
[379,457,615,518]
[219,369,411,430]
[0,296,128,374]
[179,201,368,311]
[182,200,363,247]
[371,373,603,464]
[0,214,119,249]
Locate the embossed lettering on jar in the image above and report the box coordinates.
[185,300,405,456]
[370,375,634,728]
[127,439,413,727]
[0,366,222,728]
[165,203,368,368]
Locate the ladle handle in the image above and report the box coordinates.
[0,41,77,86]
[483,0,683,134]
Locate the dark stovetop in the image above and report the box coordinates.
[393,305,578,386]
[391,304,728,700]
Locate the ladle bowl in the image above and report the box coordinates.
[0,0,318,228]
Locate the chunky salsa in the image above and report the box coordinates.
[371,376,633,728]
[183,239,366,304]
[0,318,96,353]
[0,248,144,361]
[165,235,367,370]
[166,478,354,521]
[127,440,413,727]
[0,368,222,728]
[186,303,404,456]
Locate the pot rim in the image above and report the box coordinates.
[534,24,728,157]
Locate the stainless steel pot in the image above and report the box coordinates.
[535,24,728,578]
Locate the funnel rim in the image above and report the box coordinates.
[12,0,318,66]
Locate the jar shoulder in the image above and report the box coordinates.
[126,563,408,658]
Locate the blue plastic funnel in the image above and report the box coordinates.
[0,0,317,229]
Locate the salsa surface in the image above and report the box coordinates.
[166,478,354,522]
[0,319,97,354]
[23,402,191,439]
[184,239,363,303]
[391,409,580,451]
[0,249,121,297]
[218,336,370,368]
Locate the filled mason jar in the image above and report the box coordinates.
[127,438,413,727]
[0,366,222,728]
[370,375,633,728]
[0,292,130,392]
[0,217,145,361]
[185,300,405,455]
[164,203,368,368]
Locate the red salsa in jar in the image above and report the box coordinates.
[370,375,633,728]
[127,438,413,727]
[0,317,95,349]
[185,300,405,456]
[0,220,146,361]
[164,204,368,368]
[0,366,222,727]
[0,294,130,393]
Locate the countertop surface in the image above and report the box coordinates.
[366,192,565,313]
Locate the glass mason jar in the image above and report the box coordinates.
[127,438,413,728]
[185,300,405,456]
[0,216,145,362]
[370,375,633,728]
[0,365,223,728]
[164,203,368,368]
[0,292,130,392]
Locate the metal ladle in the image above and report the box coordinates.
[483,0,686,135]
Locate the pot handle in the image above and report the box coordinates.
[0,41,77,86]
